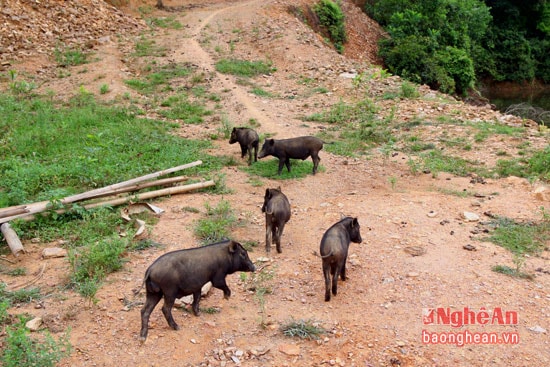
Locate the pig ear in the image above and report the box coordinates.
[265,188,271,197]
[228,240,236,253]
[352,217,359,227]
[268,139,275,146]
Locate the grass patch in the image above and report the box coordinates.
[415,149,487,177]
[0,283,41,304]
[145,16,183,29]
[132,36,167,57]
[280,318,326,340]
[124,63,193,95]
[484,215,549,256]
[215,59,275,77]
[194,200,238,244]
[54,44,89,67]
[491,264,534,280]
[1,317,71,367]
[159,93,213,124]
[0,93,216,207]
[495,145,550,181]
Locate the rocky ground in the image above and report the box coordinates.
[0,0,549,366]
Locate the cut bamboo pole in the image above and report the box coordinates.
[16,180,216,221]
[0,161,203,224]
[1,222,25,257]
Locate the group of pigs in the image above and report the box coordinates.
[138,127,363,342]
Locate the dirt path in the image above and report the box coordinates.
[1,0,549,366]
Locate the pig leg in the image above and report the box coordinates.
[252,142,258,162]
[331,263,341,296]
[340,257,347,281]
[284,158,291,173]
[247,144,254,165]
[265,221,273,253]
[277,159,285,175]
[212,277,231,299]
[311,152,320,174]
[275,222,286,253]
[240,143,247,159]
[161,295,179,330]
[191,290,202,316]
[322,262,332,302]
[140,291,163,341]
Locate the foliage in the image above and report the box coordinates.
[484,213,550,256]
[280,318,326,340]
[215,59,275,77]
[1,317,71,367]
[69,236,128,301]
[368,0,550,86]
[313,0,347,53]
[496,145,550,181]
[124,63,192,95]
[0,283,41,304]
[54,44,89,67]
[194,200,238,244]
[0,93,216,207]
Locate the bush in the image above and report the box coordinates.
[1,318,71,367]
[313,0,347,53]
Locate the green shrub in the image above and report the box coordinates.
[1,318,71,367]
[313,0,347,53]
[215,59,274,77]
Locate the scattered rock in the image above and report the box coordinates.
[404,246,426,256]
[427,210,437,218]
[278,343,300,356]
[41,247,68,258]
[462,211,480,222]
[25,317,42,331]
[463,244,477,251]
[528,326,547,334]
[406,272,420,278]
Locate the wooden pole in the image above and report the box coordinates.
[0,161,203,224]
[1,222,25,257]
[16,180,216,221]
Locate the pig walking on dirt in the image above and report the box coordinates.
[257,136,326,175]
[320,217,362,301]
[261,187,291,254]
[229,127,259,165]
[138,240,256,342]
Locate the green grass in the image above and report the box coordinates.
[491,264,534,279]
[215,59,275,77]
[495,145,550,181]
[280,318,326,340]
[416,149,487,177]
[1,317,71,367]
[0,283,41,304]
[485,215,549,256]
[0,93,217,207]
[145,16,183,29]
[133,36,167,57]
[194,200,238,244]
[159,93,213,123]
[54,45,89,67]
[124,63,193,95]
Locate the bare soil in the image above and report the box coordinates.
[1,1,549,366]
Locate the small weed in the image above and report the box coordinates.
[491,264,533,280]
[133,36,167,57]
[388,176,397,190]
[280,318,326,340]
[248,265,276,327]
[0,283,42,304]
[215,59,275,77]
[484,214,549,256]
[99,84,109,94]
[400,81,420,98]
[6,268,27,276]
[194,200,237,244]
[145,16,183,29]
[54,44,89,67]
[1,317,72,367]
[241,240,259,252]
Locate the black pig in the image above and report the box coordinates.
[261,187,291,254]
[229,127,259,165]
[320,217,362,301]
[138,240,256,341]
[257,136,325,175]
